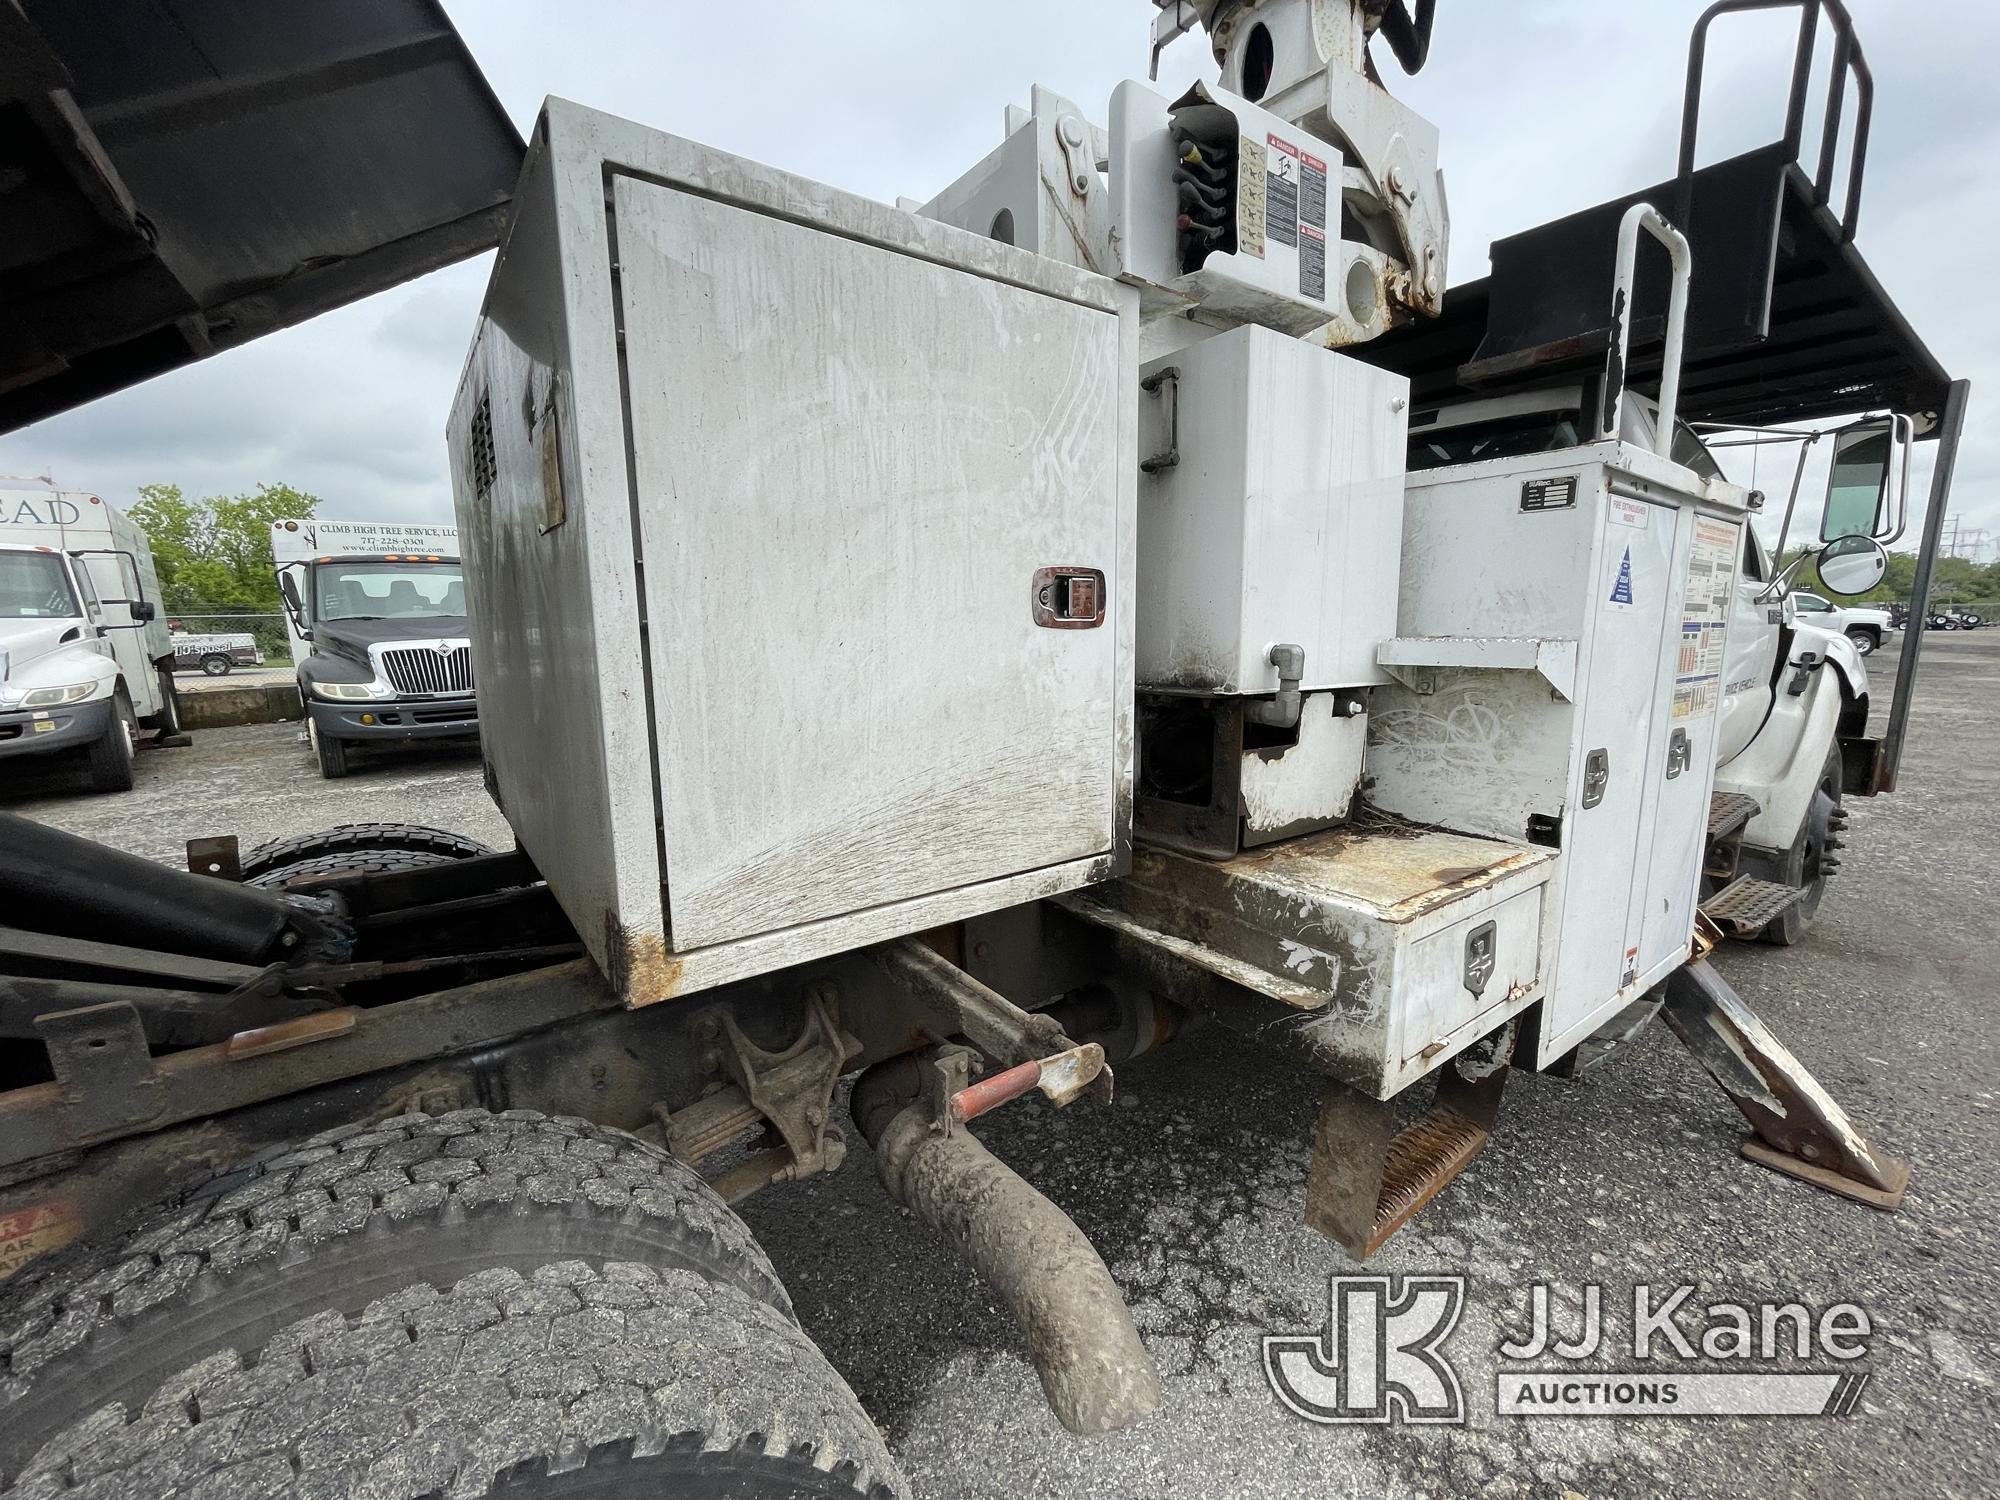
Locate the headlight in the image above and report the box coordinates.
[20,682,99,709]
[311,680,393,702]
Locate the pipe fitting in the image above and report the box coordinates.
[1244,642,1304,730]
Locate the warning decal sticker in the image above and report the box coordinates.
[1237,134,1267,259]
[1265,133,1300,248]
[0,1200,80,1282]
[1300,224,1327,300]
[1672,516,1740,720]
[1609,495,1650,529]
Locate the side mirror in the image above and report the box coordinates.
[130,600,157,623]
[1816,535,1889,599]
[278,567,311,638]
[1820,420,1893,542]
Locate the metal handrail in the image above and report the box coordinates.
[1677,0,1874,242]
[1597,204,1692,458]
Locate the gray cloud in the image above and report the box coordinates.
[0,0,1986,556]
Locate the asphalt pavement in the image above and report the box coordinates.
[4,633,1995,1499]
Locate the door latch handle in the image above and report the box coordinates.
[1031,566,1106,629]
[1665,727,1691,780]
[1582,748,1610,808]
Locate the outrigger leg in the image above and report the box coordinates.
[1660,959,1911,1210]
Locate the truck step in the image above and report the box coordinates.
[1707,790,1762,840]
[1363,1106,1494,1257]
[1701,875,1807,936]
[1304,1062,1507,1261]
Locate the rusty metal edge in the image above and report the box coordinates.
[0,959,617,1172]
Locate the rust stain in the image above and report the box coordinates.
[613,923,683,1010]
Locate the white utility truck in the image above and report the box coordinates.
[0,479,180,792]
[0,3,1971,1494]
[270,517,479,778]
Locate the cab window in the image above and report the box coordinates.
[1740,528,1767,583]
[0,551,81,619]
[1408,411,1584,471]
[1794,592,1833,613]
[69,556,101,615]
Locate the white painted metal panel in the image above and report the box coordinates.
[1364,442,1751,1069]
[1137,325,1406,695]
[1545,493,1675,1042]
[613,177,1124,949]
[449,101,1137,1003]
[1397,885,1544,1064]
[1638,511,1741,972]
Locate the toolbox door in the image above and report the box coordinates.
[611,176,1125,951]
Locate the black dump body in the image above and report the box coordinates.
[0,0,524,433]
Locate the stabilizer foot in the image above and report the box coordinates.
[1660,959,1909,1210]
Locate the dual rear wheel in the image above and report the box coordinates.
[0,1111,902,1498]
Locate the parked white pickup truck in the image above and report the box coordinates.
[1791,591,1893,655]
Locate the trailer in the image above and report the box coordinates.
[0,2,1969,1495]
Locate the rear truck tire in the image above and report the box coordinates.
[1845,626,1878,656]
[4,1264,902,1500]
[149,667,184,739]
[310,719,350,779]
[83,690,136,794]
[240,822,495,883]
[1758,742,1843,947]
[0,1110,801,1484]
[199,653,232,676]
[246,847,465,889]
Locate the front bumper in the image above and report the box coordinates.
[307,695,479,743]
[0,697,114,761]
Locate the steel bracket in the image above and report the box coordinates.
[186,835,242,881]
[37,1003,166,1134]
[684,986,861,1189]
[1659,959,1909,1209]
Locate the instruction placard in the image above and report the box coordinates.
[1672,516,1740,720]
[1236,134,1266,259]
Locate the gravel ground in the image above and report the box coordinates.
[3,632,1994,1499]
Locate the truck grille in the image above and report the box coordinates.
[378,644,474,696]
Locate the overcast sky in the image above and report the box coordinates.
[1,0,1990,559]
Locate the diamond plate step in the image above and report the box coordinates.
[1305,1063,1507,1261]
[1708,791,1762,840]
[1360,1107,1493,1257]
[1701,875,1807,936]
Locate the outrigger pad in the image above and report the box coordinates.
[1659,959,1910,1210]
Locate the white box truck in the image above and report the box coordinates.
[269,517,478,778]
[0,479,180,793]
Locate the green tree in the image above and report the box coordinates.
[129,482,320,612]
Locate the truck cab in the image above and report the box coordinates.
[0,543,150,791]
[278,548,479,779]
